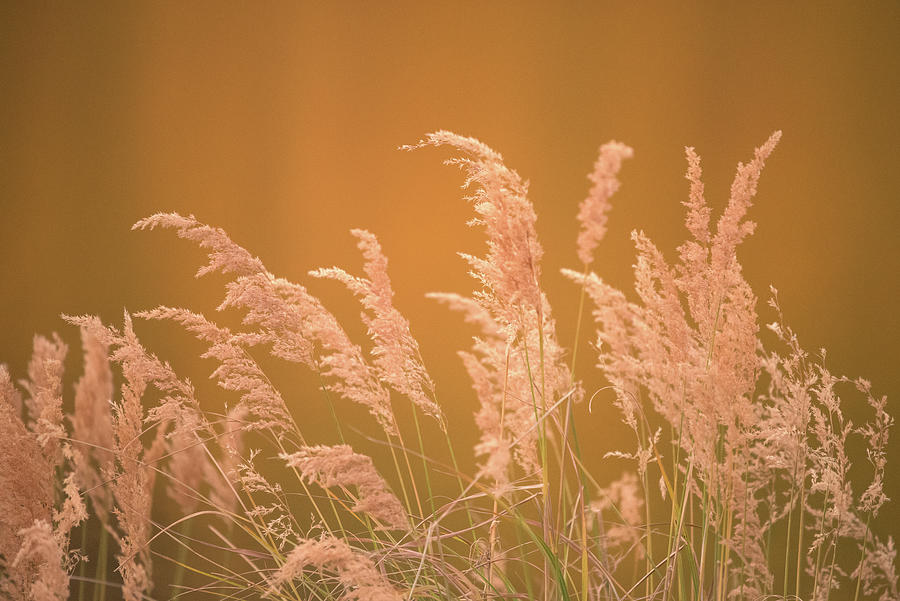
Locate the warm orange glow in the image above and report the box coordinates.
[1,3,897,596]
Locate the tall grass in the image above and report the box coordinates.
[0,131,896,601]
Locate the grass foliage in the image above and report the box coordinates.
[0,132,896,601]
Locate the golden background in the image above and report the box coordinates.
[2,0,898,579]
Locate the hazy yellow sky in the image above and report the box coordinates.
[2,1,898,544]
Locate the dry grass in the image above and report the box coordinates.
[0,132,896,601]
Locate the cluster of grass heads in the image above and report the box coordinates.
[0,131,896,601]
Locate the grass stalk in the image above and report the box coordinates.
[640,419,654,598]
[521,310,552,597]
[811,488,831,601]
[93,525,108,601]
[783,455,800,598]
[568,263,599,601]
[410,405,436,517]
[825,503,844,600]
[487,340,513,598]
[852,512,871,601]
[569,263,590,378]
[387,439,415,519]
[77,524,88,601]
[171,520,194,592]
[794,472,807,600]
[663,454,693,601]
[698,479,711,599]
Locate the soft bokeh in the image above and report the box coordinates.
[2,0,898,578]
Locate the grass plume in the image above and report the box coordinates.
[0,131,896,601]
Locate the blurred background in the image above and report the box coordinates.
[1,0,898,586]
